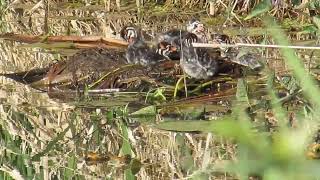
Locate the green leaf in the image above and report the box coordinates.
[125,169,135,180]
[31,125,70,161]
[291,0,301,6]
[130,105,156,116]
[120,124,132,156]
[128,105,157,124]
[267,73,287,127]
[236,78,249,104]
[155,120,217,132]
[154,115,234,132]
[120,123,135,180]
[130,159,142,175]
[174,76,186,98]
[277,75,300,94]
[263,16,320,111]
[191,172,210,180]
[309,1,316,9]
[91,114,102,146]
[153,88,166,101]
[175,135,195,173]
[299,25,318,35]
[64,153,77,180]
[245,0,272,20]
[312,16,320,29]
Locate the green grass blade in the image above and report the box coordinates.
[264,16,320,111]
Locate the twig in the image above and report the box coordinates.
[0,33,128,47]
[192,43,237,48]
[192,42,320,50]
[217,0,243,25]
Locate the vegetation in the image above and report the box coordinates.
[0,0,320,179]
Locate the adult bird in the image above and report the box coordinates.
[1,48,150,92]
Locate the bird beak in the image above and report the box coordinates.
[128,36,134,43]
[169,45,177,52]
[164,44,177,52]
[159,42,166,49]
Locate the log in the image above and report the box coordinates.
[0,33,128,47]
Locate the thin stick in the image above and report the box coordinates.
[192,42,320,50]
[192,43,237,48]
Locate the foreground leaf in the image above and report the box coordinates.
[31,125,70,161]
[245,0,272,20]
[130,105,157,116]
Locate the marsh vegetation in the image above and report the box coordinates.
[1,0,320,179]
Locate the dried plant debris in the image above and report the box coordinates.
[84,152,132,166]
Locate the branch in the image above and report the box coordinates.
[192,42,320,50]
[0,33,128,47]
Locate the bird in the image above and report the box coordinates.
[210,33,264,71]
[155,18,262,72]
[156,41,180,61]
[154,19,207,60]
[0,47,150,92]
[186,19,208,43]
[147,20,220,79]
[120,25,171,66]
[210,32,231,56]
[179,33,219,79]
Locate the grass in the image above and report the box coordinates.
[0,0,320,179]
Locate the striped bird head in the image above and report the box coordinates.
[120,25,141,44]
[187,19,205,34]
[183,33,198,47]
[156,41,179,60]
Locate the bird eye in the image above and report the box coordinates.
[193,22,199,28]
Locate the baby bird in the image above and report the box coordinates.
[154,19,206,60]
[211,33,264,70]
[186,19,208,43]
[180,33,218,79]
[187,20,264,71]
[120,25,169,66]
